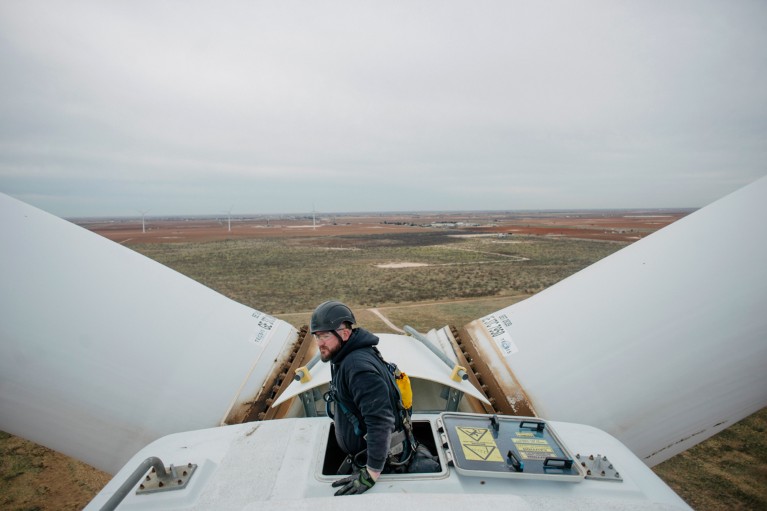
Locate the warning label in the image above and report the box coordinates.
[456,427,504,462]
[511,436,556,460]
[514,441,556,460]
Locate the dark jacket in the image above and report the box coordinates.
[330,328,398,472]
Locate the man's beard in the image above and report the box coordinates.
[320,342,342,362]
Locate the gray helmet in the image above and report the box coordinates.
[310,300,356,333]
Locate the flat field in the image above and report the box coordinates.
[2,209,764,510]
[82,208,689,245]
[127,231,626,314]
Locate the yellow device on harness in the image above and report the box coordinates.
[394,369,413,411]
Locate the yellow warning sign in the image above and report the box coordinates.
[456,427,504,462]
[457,427,490,442]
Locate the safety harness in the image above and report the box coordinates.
[324,346,417,468]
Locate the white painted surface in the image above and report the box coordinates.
[0,194,298,474]
[273,333,490,407]
[85,415,691,510]
[467,175,767,465]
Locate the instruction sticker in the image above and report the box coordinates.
[512,437,556,460]
[456,427,504,462]
[481,313,518,357]
[512,438,549,445]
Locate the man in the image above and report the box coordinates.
[310,300,411,496]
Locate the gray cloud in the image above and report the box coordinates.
[1,0,765,217]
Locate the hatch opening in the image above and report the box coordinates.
[322,420,441,475]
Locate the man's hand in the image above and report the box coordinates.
[332,466,377,496]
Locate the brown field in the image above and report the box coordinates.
[83,209,690,245]
[4,207,763,511]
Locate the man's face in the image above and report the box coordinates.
[314,327,350,362]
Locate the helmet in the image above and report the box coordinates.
[310,300,356,334]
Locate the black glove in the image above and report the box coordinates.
[331,466,376,496]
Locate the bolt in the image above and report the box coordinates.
[177,479,183,485]
[183,471,188,476]
[587,469,592,476]
[615,472,620,478]
[139,484,145,490]
[608,464,613,470]
[158,481,164,488]
[601,471,606,476]
[576,453,581,459]
[145,475,151,481]
[589,454,594,460]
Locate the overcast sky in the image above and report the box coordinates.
[1,1,765,217]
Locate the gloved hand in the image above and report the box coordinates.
[331,466,376,496]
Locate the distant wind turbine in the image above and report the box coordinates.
[138,210,150,234]
[224,206,234,232]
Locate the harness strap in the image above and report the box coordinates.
[325,390,410,461]
[388,430,407,455]
[352,430,413,469]
[336,397,363,437]
[371,347,418,457]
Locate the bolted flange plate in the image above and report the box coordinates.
[136,463,198,494]
[575,453,623,482]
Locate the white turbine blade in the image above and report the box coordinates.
[0,193,298,474]
[463,176,767,465]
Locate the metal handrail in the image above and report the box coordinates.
[404,325,468,380]
[100,457,168,511]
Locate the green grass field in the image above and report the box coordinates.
[129,233,623,315]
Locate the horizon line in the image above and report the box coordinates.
[66,206,698,222]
